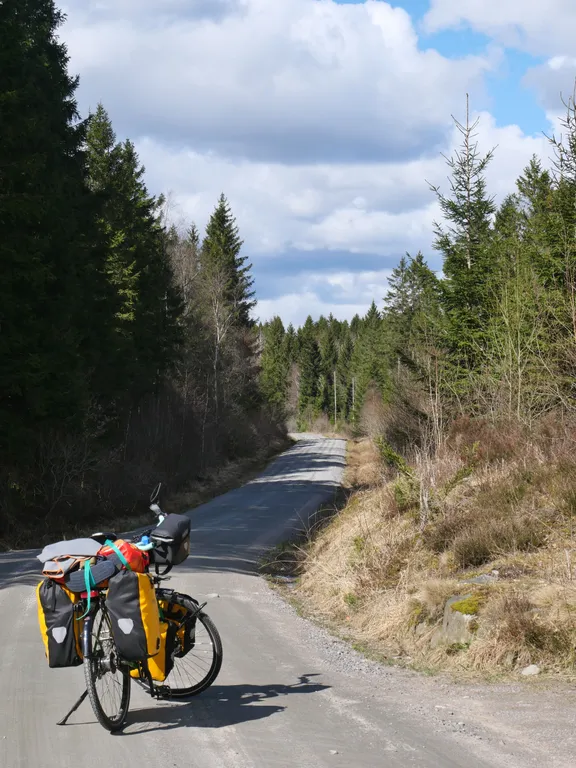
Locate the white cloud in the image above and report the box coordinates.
[137,111,550,260]
[424,1,576,57]
[54,1,557,325]
[523,57,576,118]
[256,269,395,325]
[61,0,493,163]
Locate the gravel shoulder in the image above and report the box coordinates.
[263,575,576,767]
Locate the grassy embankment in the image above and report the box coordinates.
[264,419,576,679]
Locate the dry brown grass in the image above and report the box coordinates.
[294,421,576,678]
[345,438,382,488]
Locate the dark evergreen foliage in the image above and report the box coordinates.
[0,0,281,542]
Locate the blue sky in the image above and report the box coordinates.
[338,0,549,134]
[61,0,572,325]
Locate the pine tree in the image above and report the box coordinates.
[429,96,496,369]
[202,194,256,327]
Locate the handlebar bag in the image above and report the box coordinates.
[150,514,191,566]
[37,579,84,668]
[106,571,161,661]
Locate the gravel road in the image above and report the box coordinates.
[1,434,575,767]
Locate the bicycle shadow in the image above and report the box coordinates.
[122,674,329,734]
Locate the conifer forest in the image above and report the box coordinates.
[260,98,576,449]
[5,0,576,546]
[0,0,280,542]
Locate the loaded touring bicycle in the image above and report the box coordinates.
[36,483,223,731]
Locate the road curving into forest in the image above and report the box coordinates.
[1,434,575,767]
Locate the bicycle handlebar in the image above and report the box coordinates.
[130,509,167,551]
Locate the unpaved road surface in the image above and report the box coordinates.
[1,434,575,767]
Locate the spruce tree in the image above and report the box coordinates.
[350,314,362,340]
[429,96,496,369]
[85,105,139,397]
[85,116,182,397]
[298,316,322,420]
[0,0,98,454]
[318,321,338,416]
[350,302,389,421]
[202,194,256,327]
[283,323,298,363]
[335,330,354,420]
[384,255,412,355]
[516,156,553,224]
[260,316,289,408]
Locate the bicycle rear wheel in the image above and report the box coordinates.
[158,591,223,698]
[84,606,131,731]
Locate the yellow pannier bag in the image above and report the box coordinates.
[106,571,160,661]
[130,619,178,682]
[37,579,84,667]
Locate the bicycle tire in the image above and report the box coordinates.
[156,590,223,698]
[169,611,223,698]
[84,606,131,731]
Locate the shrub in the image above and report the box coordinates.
[391,475,420,514]
[344,592,359,609]
[447,416,523,464]
[483,593,550,652]
[442,464,474,496]
[452,515,545,568]
[375,438,412,475]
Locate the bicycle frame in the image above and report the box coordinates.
[80,597,101,659]
[57,596,102,726]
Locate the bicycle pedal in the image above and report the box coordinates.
[154,685,172,699]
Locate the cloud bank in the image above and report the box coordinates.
[58,0,563,324]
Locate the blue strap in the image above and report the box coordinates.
[105,539,132,571]
[78,561,96,620]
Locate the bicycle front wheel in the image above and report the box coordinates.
[84,606,131,731]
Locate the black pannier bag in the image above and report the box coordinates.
[106,570,161,661]
[37,579,84,668]
[150,514,191,566]
[160,593,197,657]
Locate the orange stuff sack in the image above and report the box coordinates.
[98,539,149,573]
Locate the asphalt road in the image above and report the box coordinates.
[1,434,575,767]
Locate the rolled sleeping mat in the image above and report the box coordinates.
[64,556,119,593]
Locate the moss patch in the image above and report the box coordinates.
[451,594,485,615]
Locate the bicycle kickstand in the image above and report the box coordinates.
[57,689,88,726]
